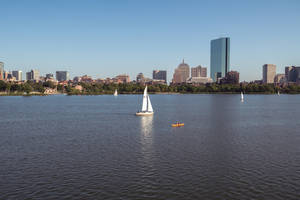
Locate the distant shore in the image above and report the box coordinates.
[1,81,300,96]
[1,91,298,96]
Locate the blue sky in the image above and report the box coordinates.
[0,0,299,82]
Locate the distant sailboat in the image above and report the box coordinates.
[136,86,154,116]
[277,91,280,96]
[114,89,118,96]
[240,92,244,102]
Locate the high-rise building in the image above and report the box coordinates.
[26,70,40,81]
[12,71,22,81]
[262,64,276,84]
[26,72,31,81]
[200,67,207,77]
[191,65,207,78]
[172,59,190,84]
[56,71,69,82]
[32,70,39,81]
[191,66,201,77]
[0,62,4,80]
[153,70,167,83]
[210,37,230,82]
[285,66,300,82]
[285,66,293,81]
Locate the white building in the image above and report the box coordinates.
[12,70,22,81]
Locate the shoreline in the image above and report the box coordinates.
[1,92,299,96]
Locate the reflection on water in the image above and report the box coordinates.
[139,116,154,171]
[139,115,154,154]
[140,116,154,138]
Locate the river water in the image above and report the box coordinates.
[0,94,299,199]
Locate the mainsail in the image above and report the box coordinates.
[141,86,153,112]
[141,86,148,111]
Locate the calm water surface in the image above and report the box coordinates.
[0,94,299,200]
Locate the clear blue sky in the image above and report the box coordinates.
[0,0,300,82]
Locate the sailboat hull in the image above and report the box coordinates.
[135,112,154,116]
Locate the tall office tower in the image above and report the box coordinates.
[153,70,167,83]
[191,66,201,77]
[210,37,230,82]
[200,67,207,77]
[285,66,300,82]
[26,70,40,81]
[32,70,39,81]
[172,59,190,84]
[0,62,4,80]
[191,66,208,78]
[12,70,23,81]
[262,64,276,83]
[26,72,31,81]
[285,66,293,81]
[56,71,70,82]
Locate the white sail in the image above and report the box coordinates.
[241,92,244,101]
[147,95,153,112]
[136,85,154,116]
[141,86,148,111]
[278,91,280,96]
[114,89,118,96]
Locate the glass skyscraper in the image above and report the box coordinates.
[56,71,70,82]
[210,37,230,82]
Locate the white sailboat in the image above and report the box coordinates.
[240,92,244,102]
[136,86,154,116]
[277,91,280,96]
[114,89,118,96]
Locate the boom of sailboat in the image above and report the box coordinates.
[136,86,154,116]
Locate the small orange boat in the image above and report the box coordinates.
[172,122,184,127]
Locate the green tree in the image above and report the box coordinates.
[23,83,33,94]
[0,80,7,91]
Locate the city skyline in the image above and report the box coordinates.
[0,1,300,82]
[0,58,298,84]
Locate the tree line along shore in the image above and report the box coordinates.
[1,80,300,96]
